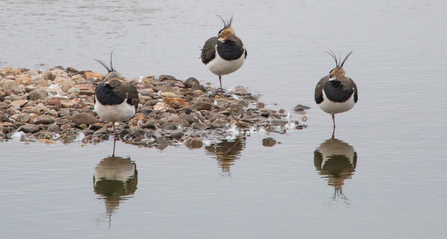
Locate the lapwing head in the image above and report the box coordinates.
[94,51,123,81]
[326,50,353,78]
[217,15,236,42]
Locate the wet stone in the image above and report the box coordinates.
[46,97,61,107]
[162,122,177,130]
[191,122,208,130]
[55,118,70,125]
[25,85,38,92]
[60,84,70,92]
[79,90,95,96]
[154,136,168,150]
[184,77,200,88]
[159,75,176,81]
[140,106,154,115]
[9,94,26,101]
[160,92,177,98]
[67,88,80,94]
[54,75,75,85]
[9,100,28,108]
[0,112,9,122]
[146,99,159,106]
[2,80,23,93]
[59,128,79,144]
[171,118,190,127]
[141,121,157,130]
[32,115,55,124]
[193,101,213,111]
[232,86,248,94]
[42,71,56,81]
[19,124,40,133]
[178,107,193,114]
[183,136,203,149]
[19,113,31,123]
[294,104,311,111]
[70,113,99,125]
[155,84,174,93]
[163,97,190,109]
[152,102,168,112]
[170,131,184,139]
[237,100,249,108]
[262,137,277,147]
[83,71,103,80]
[270,113,282,119]
[47,124,60,132]
[178,113,196,124]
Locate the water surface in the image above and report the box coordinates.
[1,0,447,238]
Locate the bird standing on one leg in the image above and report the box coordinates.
[94,52,139,155]
[200,15,247,96]
[315,50,358,128]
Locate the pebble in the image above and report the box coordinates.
[28,89,48,100]
[67,88,80,94]
[70,113,99,125]
[193,97,213,111]
[9,99,28,108]
[184,77,200,88]
[160,92,177,98]
[294,104,311,111]
[83,71,103,80]
[32,115,55,124]
[183,136,203,149]
[163,97,190,109]
[19,124,40,133]
[262,137,277,147]
[2,80,23,93]
[191,122,208,130]
[19,113,31,123]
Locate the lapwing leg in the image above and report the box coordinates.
[112,122,116,157]
[332,114,336,128]
[331,124,336,139]
[219,75,223,96]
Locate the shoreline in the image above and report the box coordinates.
[0,66,308,149]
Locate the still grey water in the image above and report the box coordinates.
[1,0,447,238]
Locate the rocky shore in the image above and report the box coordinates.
[0,66,308,150]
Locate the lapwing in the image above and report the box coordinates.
[201,15,247,95]
[94,52,139,154]
[314,50,358,127]
[314,136,357,201]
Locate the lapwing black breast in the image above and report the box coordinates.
[200,15,247,95]
[315,51,358,127]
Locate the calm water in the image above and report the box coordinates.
[1,0,447,238]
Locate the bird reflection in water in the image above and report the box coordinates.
[93,155,138,227]
[314,132,357,205]
[205,137,246,176]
